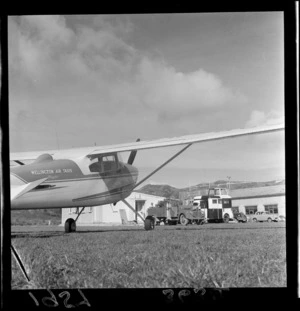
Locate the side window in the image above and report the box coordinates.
[89,157,103,173]
[102,155,118,172]
[265,204,278,214]
[89,154,118,173]
[245,206,257,215]
[212,199,218,204]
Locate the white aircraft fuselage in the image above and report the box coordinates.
[10,153,138,210]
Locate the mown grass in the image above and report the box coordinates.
[11,223,286,289]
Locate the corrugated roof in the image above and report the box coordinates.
[229,185,285,199]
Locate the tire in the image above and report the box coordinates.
[267,217,273,223]
[65,218,76,233]
[179,214,189,226]
[253,218,257,222]
[223,214,229,223]
[144,217,155,231]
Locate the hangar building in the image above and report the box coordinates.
[229,184,285,217]
[61,191,166,225]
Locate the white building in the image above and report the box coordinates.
[230,185,285,217]
[61,191,166,225]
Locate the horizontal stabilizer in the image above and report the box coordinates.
[11,178,48,201]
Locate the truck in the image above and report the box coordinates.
[147,188,239,225]
[147,198,204,226]
[192,188,234,223]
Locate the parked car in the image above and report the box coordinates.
[233,212,247,223]
[249,211,280,222]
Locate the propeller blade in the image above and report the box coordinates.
[127,138,140,165]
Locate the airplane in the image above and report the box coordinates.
[9,123,284,233]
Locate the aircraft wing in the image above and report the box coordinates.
[10,123,284,161]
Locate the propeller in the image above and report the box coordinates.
[127,138,140,165]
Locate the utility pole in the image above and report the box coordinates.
[227,176,231,191]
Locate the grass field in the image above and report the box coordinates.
[11,209,61,226]
[11,222,286,289]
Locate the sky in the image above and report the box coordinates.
[8,13,285,188]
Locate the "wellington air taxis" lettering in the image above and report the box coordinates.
[31,168,73,175]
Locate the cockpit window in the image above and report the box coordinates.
[102,155,118,172]
[89,153,118,173]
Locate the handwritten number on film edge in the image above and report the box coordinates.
[29,289,91,308]
[163,288,207,303]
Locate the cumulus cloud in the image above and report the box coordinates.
[8,15,247,121]
[135,57,247,116]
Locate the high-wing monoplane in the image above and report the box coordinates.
[10,123,284,232]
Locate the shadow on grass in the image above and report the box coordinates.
[11,224,285,239]
[11,227,145,238]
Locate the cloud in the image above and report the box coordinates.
[9,15,247,121]
[135,57,247,116]
[245,110,284,127]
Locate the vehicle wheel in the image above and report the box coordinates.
[65,218,76,233]
[253,218,257,222]
[223,214,229,223]
[144,216,155,231]
[179,214,189,226]
[267,217,273,223]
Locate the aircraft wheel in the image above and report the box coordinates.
[65,218,76,233]
[144,216,155,231]
[179,214,189,226]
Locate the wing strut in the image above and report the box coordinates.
[133,143,192,190]
[122,199,145,223]
[74,207,85,222]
